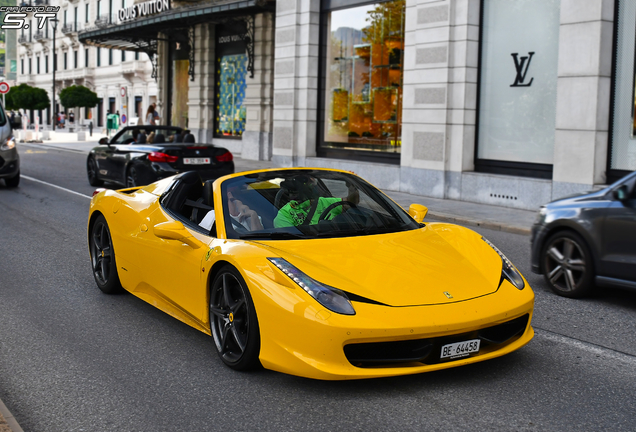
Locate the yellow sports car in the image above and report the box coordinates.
[88,168,534,380]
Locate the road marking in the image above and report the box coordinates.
[535,327,636,366]
[20,142,89,154]
[22,175,92,200]
[25,149,48,154]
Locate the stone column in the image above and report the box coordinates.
[553,0,614,197]
[187,23,216,143]
[400,0,479,199]
[243,13,275,160]
[156,35,169,125]
[272,0,320,166]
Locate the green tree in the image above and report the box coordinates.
[59,85,99,111]
[6,84,50,111]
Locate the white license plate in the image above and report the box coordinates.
[440,339,480,359]
[183,157,211,165]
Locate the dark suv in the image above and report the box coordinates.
[531,171,636,298]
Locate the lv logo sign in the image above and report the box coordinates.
[510,52,535,87]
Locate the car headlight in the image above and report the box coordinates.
[482,237,525,290]
[1,136,16,150]
[268,257,355,315]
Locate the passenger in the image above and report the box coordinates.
[146,131,155,144]
[273,175,359,228]
[199,187,263,232]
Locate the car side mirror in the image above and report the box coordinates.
[98,137,109,145]
[409,203,428,223]
[613,185,629,202]
[153,221,201,249]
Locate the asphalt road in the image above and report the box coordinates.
[1,144,635,431]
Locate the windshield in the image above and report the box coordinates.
[113,127,183,144]
[220,170,420,240]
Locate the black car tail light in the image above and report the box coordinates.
[148,152,178,163]
[216,151,233,162]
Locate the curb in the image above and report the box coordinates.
[427,211,531,236]
[0,398,23,432]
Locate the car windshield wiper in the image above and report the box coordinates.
[239,232,309,240]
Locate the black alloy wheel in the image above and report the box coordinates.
[90,214,123,294]
[87,157,103,186]
[542,231,593,298]
[209,265,260,370]
[125,165,139,188]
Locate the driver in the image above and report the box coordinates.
[273,175,359,227]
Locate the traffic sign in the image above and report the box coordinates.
[121,114,127,124]
[0,82,10,94]
[120,87,126,97]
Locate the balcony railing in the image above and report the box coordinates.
[18,35,31,44]
[34,31,47,41]
[62,23,82,34]
[95,14,115,28]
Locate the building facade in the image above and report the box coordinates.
[77,0,633,210]
[16,0,157,128]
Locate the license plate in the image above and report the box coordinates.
[440,339,480,359]
[183,157,211,165]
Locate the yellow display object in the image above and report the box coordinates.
[88,168,534,380]
[332,88,349,122]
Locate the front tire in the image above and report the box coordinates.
[5,171,20,188]
[209,265,261,371]
[542,230,593,298]
[89,214,123,294]
[87,157,103,186]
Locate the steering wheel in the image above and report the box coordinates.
[318,201,357,222]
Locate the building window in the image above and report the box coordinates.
[64,52,68,70]
[97,48,101,67]
[476,0,560,179]
[21,59,24,74]
[121,50,125,62]
[37,57,40,74]
[214,25,247,137]
[45,55,49,73]
[135,51,139,60]
[97,0,101,17]
[28,58,32,74]
[85,48,89,67]
[109,49,113,65]
[610,0,636,179]
[85,3,89,23]
[64,9,67,26]
[74,7,78,30]
[74,50,78,68]
[320,0,405,157]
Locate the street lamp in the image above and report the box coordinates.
[50,17,58,131]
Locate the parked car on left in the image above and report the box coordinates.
[86,125,234,188]
[0,106,20,188]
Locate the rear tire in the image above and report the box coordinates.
[542,230,593,298]
[209,265,261,371]
[5,171,19,188]
[89,214,124,294]
[87,157,103,187]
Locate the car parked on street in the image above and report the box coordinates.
[86,125,234,188]
[0,106,20,188]
[531,171,636,298]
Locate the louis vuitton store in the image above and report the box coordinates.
[81,0,629,210]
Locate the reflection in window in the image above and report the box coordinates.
[323,0,405,153]
[216,54,247,137]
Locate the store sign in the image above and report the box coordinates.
[118,0,170,22]
[510,52,535,87]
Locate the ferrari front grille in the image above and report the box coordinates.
[344,314,530,368]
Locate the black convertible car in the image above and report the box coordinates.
[86,126,234,187]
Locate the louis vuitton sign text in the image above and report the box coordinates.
[118,0,170,22]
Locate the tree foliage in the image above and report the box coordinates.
[59,85,99,110]
[5,84,50,111]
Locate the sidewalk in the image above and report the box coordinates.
[22,140,538,235]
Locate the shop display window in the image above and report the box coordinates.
[215,25,248,138]
[322,0,405,154]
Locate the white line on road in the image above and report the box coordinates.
[535,327,636,366]
[20,142,91,154]
[22,175,92,200]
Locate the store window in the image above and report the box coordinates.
[320,0,405,157]
[476,0,561,178]
[610,0,636,181]
[214,25,248,138]
[169,38,190,128]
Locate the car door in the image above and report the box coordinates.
[601,174,636,281]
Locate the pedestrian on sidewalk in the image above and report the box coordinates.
[145,106,156,126]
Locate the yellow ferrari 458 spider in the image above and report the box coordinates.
[88,168,534,380]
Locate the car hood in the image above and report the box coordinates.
[254,223,503,307]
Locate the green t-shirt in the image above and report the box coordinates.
[274,197,343,227]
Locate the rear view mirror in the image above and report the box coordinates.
[98,137,109,145]
[613,185,629,202]
[409,203,428,223]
